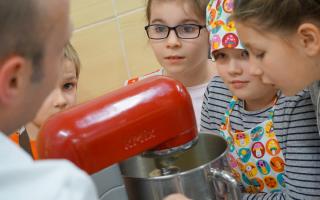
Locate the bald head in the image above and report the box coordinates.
[0,0,55,81]
[0,0,71,134]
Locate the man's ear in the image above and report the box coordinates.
[297,23,320,56]
[0,56,29,105]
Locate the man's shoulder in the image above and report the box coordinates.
[0,132,33,165]
[0,133,98,199]
[0,159,98,200]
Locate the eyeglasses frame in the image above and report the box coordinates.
[144,24,206,40]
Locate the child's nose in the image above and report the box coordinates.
[166,30,181,48]
[228,59,242,75]
[54,90,68,109]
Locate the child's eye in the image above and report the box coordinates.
[153,25,167,33]
[255,52,265,59]
[241,50,249,59]
[213,52,226,61]
[63,82,75,91]
[180,25,197,33]
[251,49,265,60]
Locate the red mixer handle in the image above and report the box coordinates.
[37,76,197,174]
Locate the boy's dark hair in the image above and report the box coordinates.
[232,0,320,34]
[146,0,209,23]
[0,0,44,81]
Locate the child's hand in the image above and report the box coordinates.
[163,194,191,200]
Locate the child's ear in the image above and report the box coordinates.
[0,56,28,105]
[297,23,320,56]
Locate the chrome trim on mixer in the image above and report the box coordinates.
[142,136,199,157]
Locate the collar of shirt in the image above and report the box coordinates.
[0,131,33,167]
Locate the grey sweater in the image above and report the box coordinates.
[201,76,320,200]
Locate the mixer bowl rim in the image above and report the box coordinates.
[121,132,229,180]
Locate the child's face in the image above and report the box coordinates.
[32,58,78,128]
[148,1,209,76]
[236,22,318,96]
[213,48,277,101]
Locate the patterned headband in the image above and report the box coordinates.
[206,0,244,53]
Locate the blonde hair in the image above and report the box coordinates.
[63,42,81,79]
[146,0,209,23]
[232,0,320,34]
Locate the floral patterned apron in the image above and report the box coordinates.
[219,96,285,193]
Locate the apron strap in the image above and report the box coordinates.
[268,95,279,120]
[19,128,34,159]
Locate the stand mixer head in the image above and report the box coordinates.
[37,76,198,175]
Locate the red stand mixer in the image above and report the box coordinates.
[38,76,198,174]
[37,76,241,200]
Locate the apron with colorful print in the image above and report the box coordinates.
[219,96,285,193]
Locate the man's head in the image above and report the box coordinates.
[0,0,72,134]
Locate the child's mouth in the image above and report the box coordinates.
[165,56,185,64]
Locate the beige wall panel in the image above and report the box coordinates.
[72,21,128,103]
[115,0,146,14]
[119,10,159,79]
[71,0,114,28]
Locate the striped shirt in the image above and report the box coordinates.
[201,76,320,200]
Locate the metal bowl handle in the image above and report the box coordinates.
[209,168,242,200]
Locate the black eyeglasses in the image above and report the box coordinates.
[145,24,206,40]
